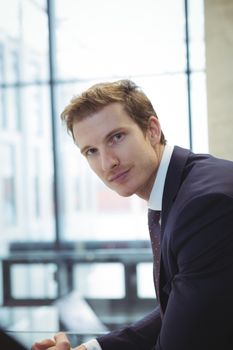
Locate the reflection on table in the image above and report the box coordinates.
[1,291,107,348]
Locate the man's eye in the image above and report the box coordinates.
[112,133,124,143]
[86,148,97,156]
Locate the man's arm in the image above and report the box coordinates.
[97,307,161,350]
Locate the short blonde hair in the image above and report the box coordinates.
[61,79,166,145]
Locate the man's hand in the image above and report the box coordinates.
[31,332,87,350]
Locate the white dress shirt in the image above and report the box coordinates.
[148,144,174,210]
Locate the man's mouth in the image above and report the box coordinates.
[108,169,130,183]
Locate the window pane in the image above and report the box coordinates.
[20,0,49,83]
[0,0,54,252]
[0,144,17,227]
[5,87,21,131]
[190,72,208,153]
[137,263,155,298]
[18,85,54,240]
[189,0,206,71]
[73,263,125,298]
[55,0,186,80]
[0,0,21,42]
[11,264,57,299]
[0,44,6,128]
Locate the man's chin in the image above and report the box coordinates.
[114,188,134,198]
[105,182,135,197]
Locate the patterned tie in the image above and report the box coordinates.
[148,209,161,294]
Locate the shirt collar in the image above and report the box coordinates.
[148,144,174,210]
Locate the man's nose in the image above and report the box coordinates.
[100,149,119,171]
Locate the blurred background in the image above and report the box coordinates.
[0,0,232,347]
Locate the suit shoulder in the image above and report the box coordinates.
[181,153,233,198]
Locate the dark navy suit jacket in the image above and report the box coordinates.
[97,146,233,349]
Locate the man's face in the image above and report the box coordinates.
[73,103,163,200]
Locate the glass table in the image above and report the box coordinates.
[1,291,107,348]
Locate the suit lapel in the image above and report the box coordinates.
[158,146,191,313]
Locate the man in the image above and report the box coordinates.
[32,80,233,350]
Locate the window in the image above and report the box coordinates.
[0,0,207,314]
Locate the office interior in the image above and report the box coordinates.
[0,0,232,347]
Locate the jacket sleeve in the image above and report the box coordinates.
[155,193,233,349]
[97,306,161,350]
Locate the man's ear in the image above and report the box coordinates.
[147,116,161,145]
